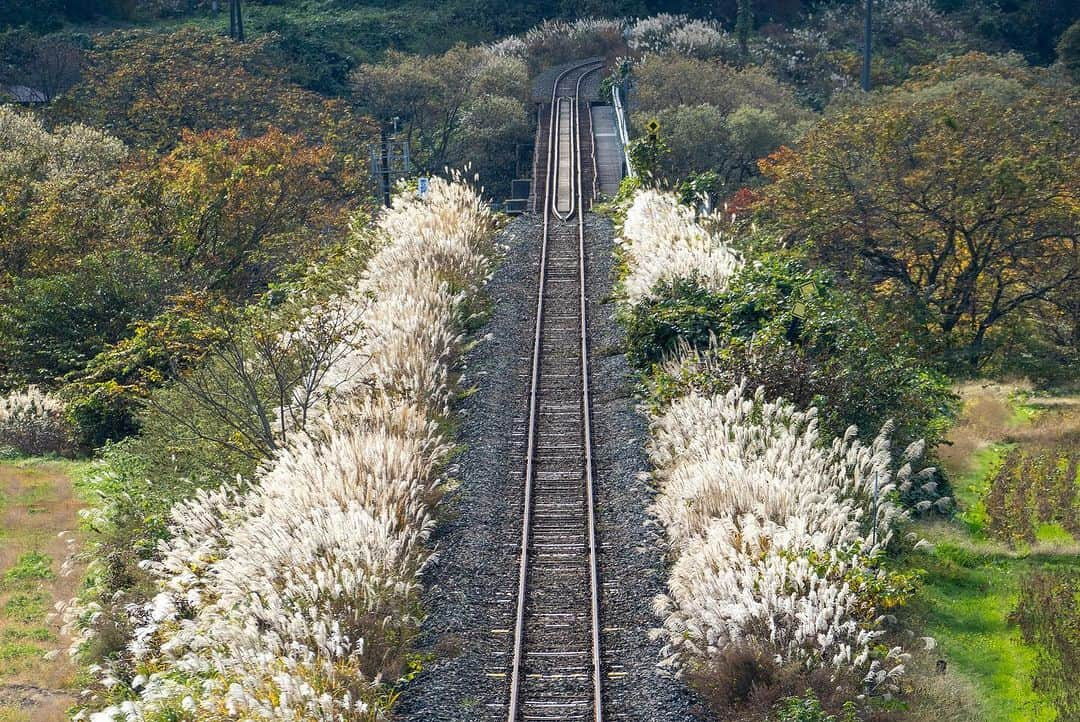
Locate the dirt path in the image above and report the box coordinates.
[0,458,88,721]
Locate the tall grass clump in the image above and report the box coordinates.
[71,177,498,721]
[0,386,75,456]
[626,14,736,59]
[617,189,741,307]
[649,386,926,691]
[612,189,930,715]
[485,17,627,71]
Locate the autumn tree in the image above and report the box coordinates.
[759,54,1079,368]
[632,56,810,124]
[54,28,376,152]
[0,106,127,278]
[126,127,358,297]
[351,45,530,192]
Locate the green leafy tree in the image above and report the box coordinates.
[351,44,529,193]
[1057,19,1080,82]
[637,102,800,189]
[629,56,811,187]
[0,249,180,389]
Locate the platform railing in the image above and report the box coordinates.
[611,84,635,178]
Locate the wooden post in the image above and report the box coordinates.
[380,128,391,207]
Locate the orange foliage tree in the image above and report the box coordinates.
[125,126,360,296]
[758,54,1079,368]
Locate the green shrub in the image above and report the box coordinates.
[79,441,214,567]
[626,134,671,183]
[624,276,731,368]
[629,254,957,453]
[64,380,141,450]
[774,690,859,722]
[0,249,178,390]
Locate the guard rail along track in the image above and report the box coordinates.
[507,59,606,722]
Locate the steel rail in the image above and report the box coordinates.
[572,64,605,722]
[584,83,600,207]
[551,96,575,221]
[507,59,603,722]
[506,60,579,722]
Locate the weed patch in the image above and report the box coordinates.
[2,591,49,623]
[2,551,54,587]
[985,447,1078,548]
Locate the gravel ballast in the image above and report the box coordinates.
[396,212,701,720]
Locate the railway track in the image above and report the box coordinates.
[506,60,606,722]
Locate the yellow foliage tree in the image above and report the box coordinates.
[759,54,1079,368]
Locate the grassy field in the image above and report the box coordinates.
[907,383,1080,722]
[0,457,90,722]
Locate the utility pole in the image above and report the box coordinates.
[370,119,411,207]
[229,0,244,41]
[862,0,872,91]
[736,0,753,63]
